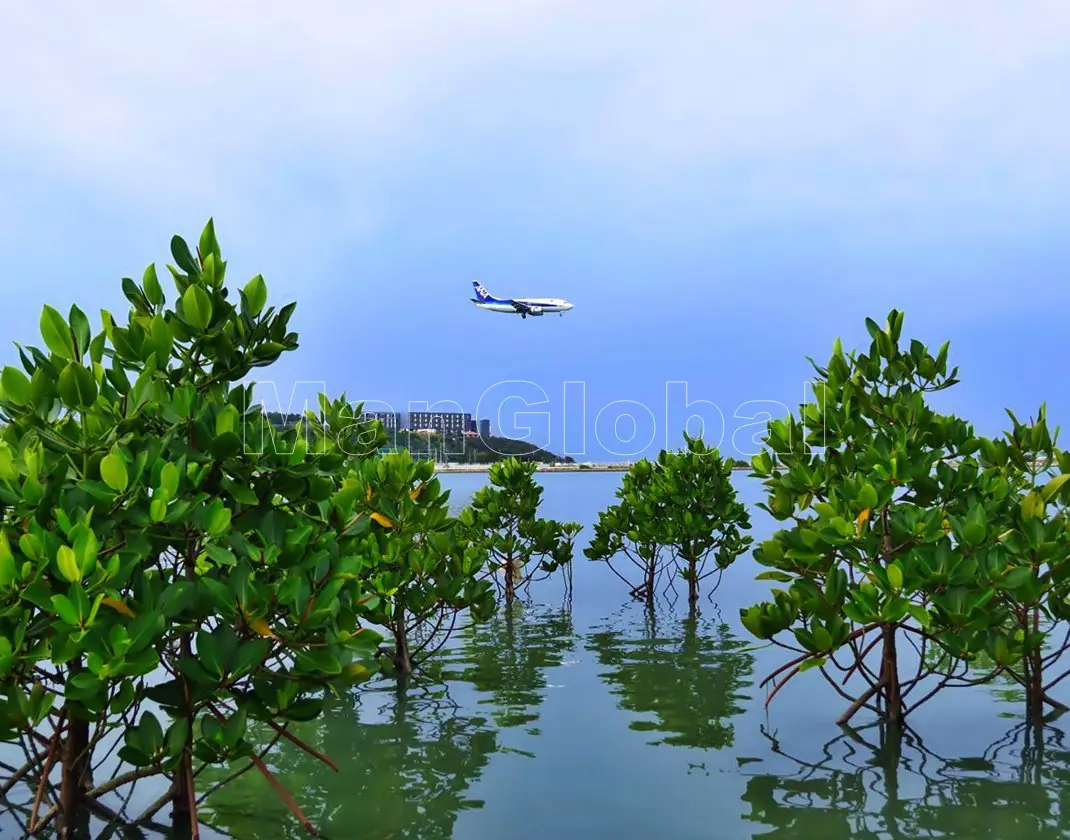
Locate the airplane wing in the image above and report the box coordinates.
[509,300,532,313]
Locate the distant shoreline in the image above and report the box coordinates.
[434,462,753,473]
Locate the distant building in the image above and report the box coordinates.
[409,411,472,435]
[479,419,491,438]
[360,411,402,432]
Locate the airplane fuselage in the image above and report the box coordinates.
[469,282,573,317]
[474,297,572,315]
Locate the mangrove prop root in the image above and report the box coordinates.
[836,679,886,726]
[250,754,317,836]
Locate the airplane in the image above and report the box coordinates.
[470,281,574,318]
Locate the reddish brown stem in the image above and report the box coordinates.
[759,624,878,690]
[842,630,883,686]
[267,721,339,772]
[185,756,200,840]
[250,754,317,836]
[759,652,812,689]
[765,664,803,707]
[30,717,64,834]
[836,678,885,726]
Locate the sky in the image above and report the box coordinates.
[1,1,1069,461]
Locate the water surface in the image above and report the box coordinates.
[6,474,1070,838]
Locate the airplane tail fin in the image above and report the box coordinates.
[472,280,492,302]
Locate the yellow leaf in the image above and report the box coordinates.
[365,484,373,502]
[371,512,393,528]
[101,597,135,618]
[249,617,277,639]
[410,481,426,501]
[343,662,370,680]
[855,508,870,535]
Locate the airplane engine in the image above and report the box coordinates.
[529,306,544,316]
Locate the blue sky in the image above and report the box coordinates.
[2,1,1069,460]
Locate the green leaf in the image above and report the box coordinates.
[857,483,878,511]
[72,527,99,577]
[199,219,220,263]
[962,521,986,546]
[40,304,75,360]
[886,561,904,590]
[294,648,341,675]
[1042,473,1070,502]
[281,697,324,722]
[51,593,81,625]
[216,404,239,436]
[204,545,237,567]
[150,314,174,367]
[165,718,188,758]
[222,478,258,506]
[210,432,241,460]
[233,639,271,677]
[160,462,180,497]
[206,506,232,537]
[143,264,164,307]
[812,501,837,519]
[243,275,268,317]
[0,536,16,589]
[906,603,933,628]
[171,235,200,275]
[55,546,81,583]
[1002,566,1035,590]
[759,539,784,564]
[196,630,224,678]
[149,497,168,523]
[222,707,247,748]
[100,448,130,493]
[200,253,219,289]
[177,657,218,685]
[67,671,105,703]
[122,277,148,312]
[138,711,165,755]
[755,570,793,583]
[77,480,117,503]
[148,494,166,520]
[1021,491,1045,521]
[68,305,91,357]
[811,624,833,651]
[0,447,14,482]
[798,656,826,673]
[182,285,213,331]
[1,366,32,406]
[57,362,98,409]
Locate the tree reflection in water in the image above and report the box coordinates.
[199,687,498,840]
[442,601,577,733]
[743,721,1070,839]
[586,602,755,750]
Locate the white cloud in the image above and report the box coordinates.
[2,0,1069,223]
[572,3,1070,185]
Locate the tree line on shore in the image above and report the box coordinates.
[2,221,1069,836]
